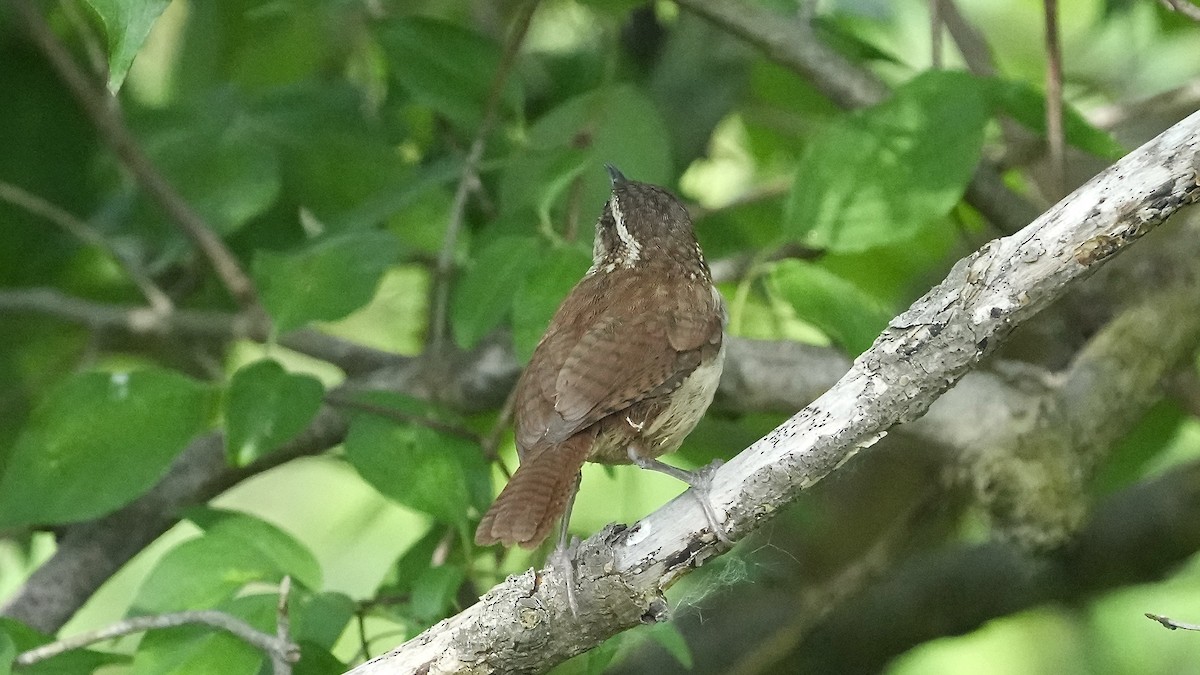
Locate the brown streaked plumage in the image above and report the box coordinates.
[475,167,726,550]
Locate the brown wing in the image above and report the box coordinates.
[513,271,724,461]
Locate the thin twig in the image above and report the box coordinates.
[709,242,822,284]
[0,179,172,312]
[0,287,248,339]
[428,0,540,353]
[1159,0,1200,21]
[15,609,300,666]
[12,0,268,326]
[1146,613,1200,631]
[563,173,585,243]
[482,387,517,478]
[1043,0,1066,198]
[324,392,482,443]
[0,288,406,374]
[355,611,372,662]
[929,0,944,69]
[273,576,294,675]
[939,0,995,77]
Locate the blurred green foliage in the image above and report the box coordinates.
[0,0,1198,673]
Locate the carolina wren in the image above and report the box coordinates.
[475,166,729,569]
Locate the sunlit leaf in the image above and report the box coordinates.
[187,509,323,590]
[134,511,320,613]
[644,622,694,669]
[786,70,989,252]
[84,0,171,93]
[500,84,674,231]
[146,124,281,236]
[409,565,465,623]
[768,260,893,354]
[0,631,14,675]
[254,231,400,333]
[985,79,1126,159]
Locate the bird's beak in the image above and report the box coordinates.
[605,163,627,186]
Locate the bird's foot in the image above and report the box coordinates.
[686,460,733,545]
[549,536,580,616]
[627,449,733,545]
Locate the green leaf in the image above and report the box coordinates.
[1092,400,1186,495]
[134,536,282,614]
[130,625,261,675]
[377,16,519,129]
[409,565,465,623]
[147,126,281,236]
[291,591,356,650]
[343,393,489,529]
[84,0,171,93]
[768,260,893,354]
[0,369,215,528]
[0,630,14,675]
[511,244,591,362]
[225,359,324,465]
[293,641,347,675]
[984,79,1126,159]
[254,231,400,333]
[644,622,693,669]
[247,82,417,226]
[134,511,320,613]
[500,84,674,230]
[375,525,443,602]
[785,70,989,252]
[451,236,542,349]
[187,509,323,590]
[583,636,622,675]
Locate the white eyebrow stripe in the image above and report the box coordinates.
[610,194,641,266]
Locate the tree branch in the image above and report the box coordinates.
[1146,613,1200,632]
[346,108,1200,675]
[1043,0,1066,197]
[428,1,539,353]
[14,608,299,668]
[0,288,407,375]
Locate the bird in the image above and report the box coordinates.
[474,165,730,609]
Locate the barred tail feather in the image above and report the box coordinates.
[475,432,593,549]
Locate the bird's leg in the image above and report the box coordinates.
[548,474,581,616]
[627,446,733,545]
